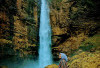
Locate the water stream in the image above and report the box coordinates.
[39,0,52,68]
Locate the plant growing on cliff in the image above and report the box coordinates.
[68,0,100,20]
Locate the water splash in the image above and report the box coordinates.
[39,0,52,68]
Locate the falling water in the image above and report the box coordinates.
[39,0,52,68]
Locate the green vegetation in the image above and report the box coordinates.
[0,1,99,66]
[68,0,100,21]
[80,34,100,51]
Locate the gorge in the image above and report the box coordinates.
[0,0,100,68]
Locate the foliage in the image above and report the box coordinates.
[0,39,15,57]
[70,33,100,57]
[79,34,100,52]
[0,0,17,15]
[79,44,95,51]
[68,52,100,68]
[68,0,100,21]
[48,0,62,4]
[0,39,12,44]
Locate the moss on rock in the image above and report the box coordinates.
[45,64,59,68]
[68,51,100,68]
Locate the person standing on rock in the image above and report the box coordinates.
[59,53,68,68]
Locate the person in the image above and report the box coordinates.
[59,53,68,68]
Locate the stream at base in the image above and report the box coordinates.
[0,55,59,68]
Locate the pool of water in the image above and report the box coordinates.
[0,56,59,68]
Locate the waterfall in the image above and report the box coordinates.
[39,0,52,68]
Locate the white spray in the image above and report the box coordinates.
[39,0,52,68]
